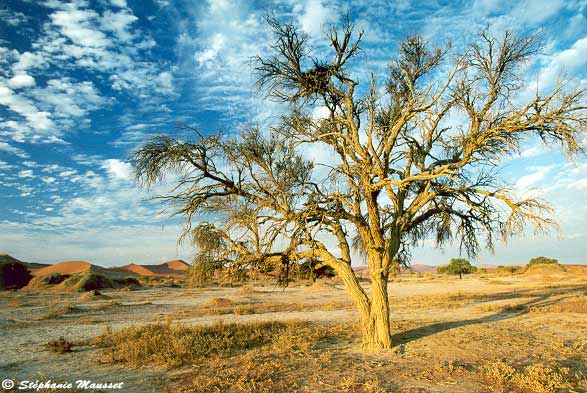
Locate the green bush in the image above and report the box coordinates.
[437,258,477,279]
[61,272,114,292]
[27,272,69,288]
[526,256,558,270]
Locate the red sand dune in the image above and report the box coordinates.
[161,260,189,271]
[32,261,96,276]
[110,260,189,278]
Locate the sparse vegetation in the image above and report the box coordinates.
[2,269,587,392]
[28,271,141,292]
[35,304,80,320]
[497,265,522,274]
[93,320,350,367]
[47,337,73,354]
[27,272,69,289]
[482,360,582,393]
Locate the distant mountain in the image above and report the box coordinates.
[353,263,438,275]
[409,264,438,273]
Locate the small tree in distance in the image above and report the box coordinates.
[134,17,586,350]
[526,256,559,270]
[437,258,477,279]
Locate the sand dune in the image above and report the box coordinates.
[32,261,100,276]
[110,260,189,278]
[160,260,189,271]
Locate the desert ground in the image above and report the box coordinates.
[1,267,586,393]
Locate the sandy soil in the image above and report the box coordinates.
[1,273,586,392]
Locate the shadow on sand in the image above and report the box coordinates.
[392,284,587,347]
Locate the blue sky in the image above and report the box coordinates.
[0,0,585,266]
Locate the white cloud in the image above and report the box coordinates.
[42,177,57,184]
[515,166,552,190]
[0,8,30,26]
[50,6,110,48]
[12,51,45,73]
[17,169,34,178]
[110,0,128,8]
[511,0,565,26]
[0,160,13,170]
[568,178,587,190]
[295,0,339,37]
[59,170,77,177]
[0,141,28,158]
[101,10,138,41]
[7,73,36,89]
[102,159,133,180]
[519,145,545,159]
[0,85,55,132]
[32,78,105,119]
[532,37,587,91]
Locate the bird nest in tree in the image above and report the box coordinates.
[299,65,333,96]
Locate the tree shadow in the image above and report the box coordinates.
[392,284,587,347]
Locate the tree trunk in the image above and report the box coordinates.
[316,250,393,350]
[361,271,392,349]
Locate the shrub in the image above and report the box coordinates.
[526,256,558,270]
[71,272,114,292]
[437,258,477,278]
[483,360,578,393]
[47,337,73,354]
[26,272,69,289]
[93,321,293,367]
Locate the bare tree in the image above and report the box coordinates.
[134,18,586,349]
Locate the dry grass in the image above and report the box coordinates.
[530,296,587,313]
[477,303,527,313]
[6,272,587,392]
[482,360,586,393]
[92,320,354,368]
[175,297,352,318]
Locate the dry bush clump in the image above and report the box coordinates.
[47,337,73,354]
[92,321,357,371]
[92,320,346,368]
[482,360,585,393]
[168,322,365,392]
[206,297,236,307]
